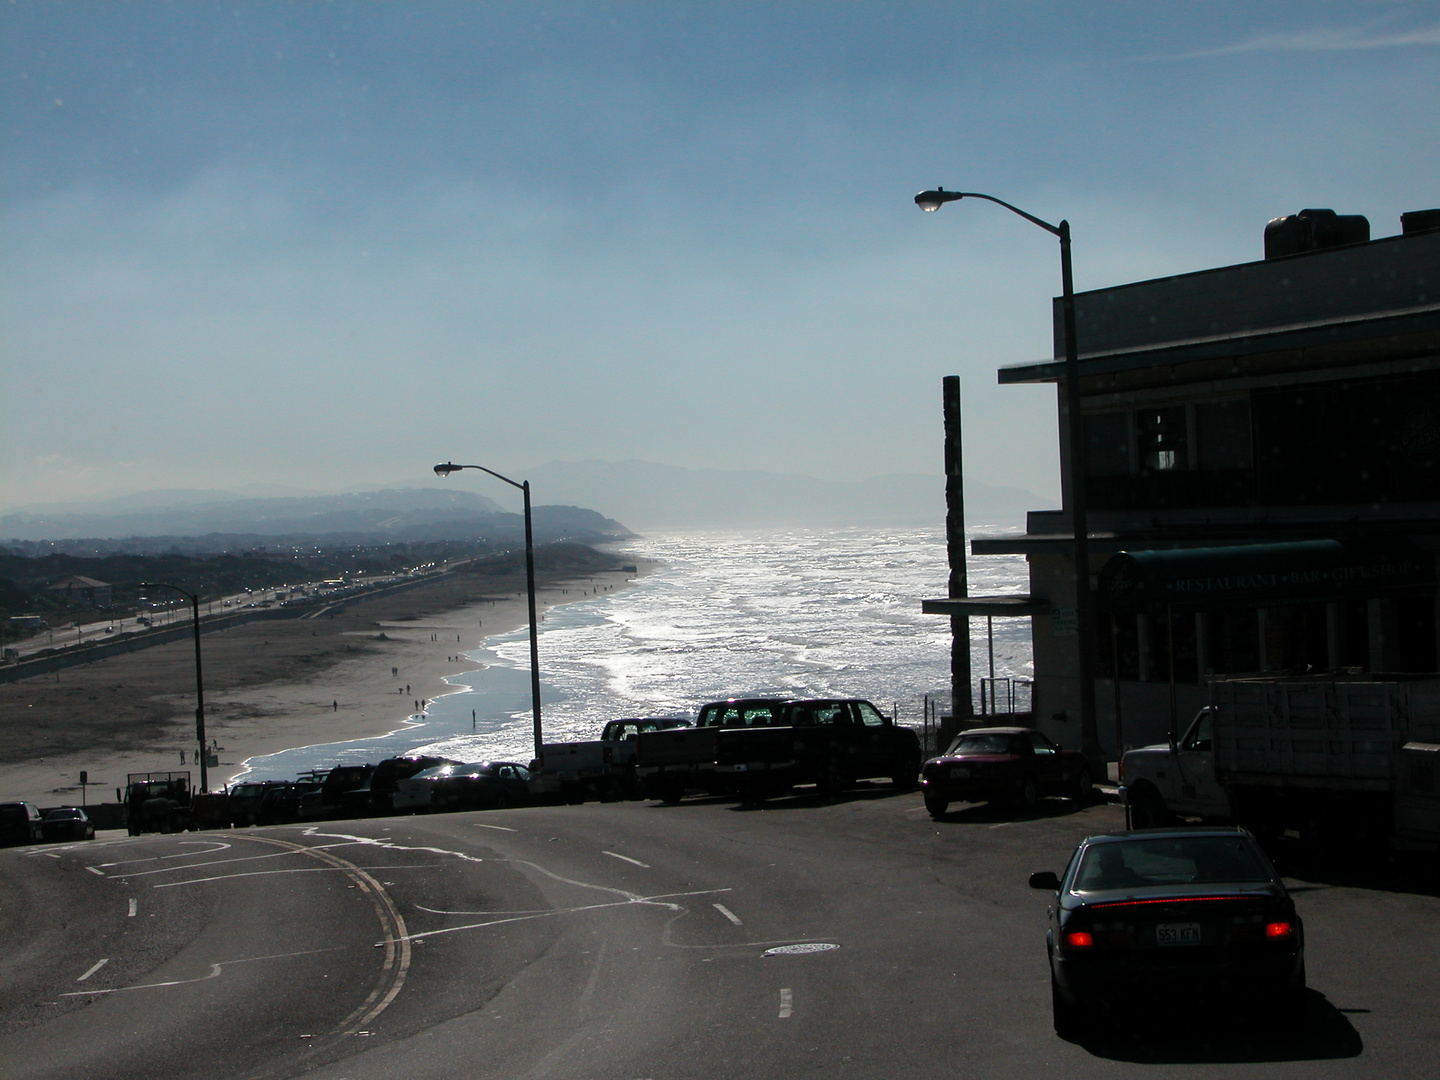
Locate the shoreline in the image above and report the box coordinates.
[0,553,653,807]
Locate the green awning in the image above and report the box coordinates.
[1098,538,1434,614]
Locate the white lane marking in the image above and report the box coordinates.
[62,946,337,998]
[99,841,234,868]
[779,988,793,1019]
[128,899,138,917]
[988,822,1016,829]
[151,866,350,888]
[76,959,109,982]
[404,887,734,942]
[602,851,650,868]
[471,823,518,832]
[85,866,104,876]
[713,903,742,926]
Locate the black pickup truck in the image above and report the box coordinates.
[636,697,921,803]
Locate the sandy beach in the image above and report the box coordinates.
[0,547,648,808]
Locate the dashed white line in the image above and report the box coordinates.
[76,959,109,982]
[713,903,743,926]
[85,866,105,876]
[778,987,793,1019]
[602,851,650,868]
[471,823,518,832]
[128,899,138,917]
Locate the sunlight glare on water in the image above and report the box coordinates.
[241,526,1031,776]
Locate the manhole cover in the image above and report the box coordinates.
[763,942,839,956]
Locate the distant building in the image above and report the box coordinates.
[931,208,1440,756]
[45,576,113,608]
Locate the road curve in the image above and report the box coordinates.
[0,787,1433,1079]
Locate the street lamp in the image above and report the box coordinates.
[137,581,209,792]
[433,461,543,759]
[915,187,1103,775]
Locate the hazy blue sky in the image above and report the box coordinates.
[4,1,1438,512]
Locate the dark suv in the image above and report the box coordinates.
[0,802,44,846]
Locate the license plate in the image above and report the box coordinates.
[951,766,970,778]
[733,764,747,772]
[1156,922,1201,946]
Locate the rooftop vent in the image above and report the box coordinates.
[1263,208,1370,260]
[1401,209,1440,235]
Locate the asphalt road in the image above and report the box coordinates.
[1,787,1435,1079]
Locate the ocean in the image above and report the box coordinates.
[239,526,1031,779]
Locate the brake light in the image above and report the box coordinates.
[1063,931,1094,949]
[1265,921,1295,939]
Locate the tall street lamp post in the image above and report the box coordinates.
[914,188,1102,774]
[433,461,543,759]
[137,581,209,792]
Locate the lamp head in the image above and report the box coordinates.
[915,188,964,212]
[434,462,460,477]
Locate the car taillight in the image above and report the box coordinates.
[1063,931,1094,949]
[1265,921,1295,940]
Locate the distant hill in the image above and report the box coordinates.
[0,488,633,551]
[524,460,1046,531]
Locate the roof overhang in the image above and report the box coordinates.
[921,595,1049,617]
[997,305,1440,386]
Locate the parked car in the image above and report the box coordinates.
[1029,827,1306,1037]
[41,806,96,842]
[0,801,45,845]
[228,780,292,826]
[367,756,464,814]
[921,726,1092,817]
[445,761,533,810]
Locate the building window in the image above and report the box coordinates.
[1138,406,1187,473]
[1195,400,1252,470]
[1084,411,1131,477]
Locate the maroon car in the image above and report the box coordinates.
[921,726,1093,817]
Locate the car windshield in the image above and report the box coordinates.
[951,734,1018,755]
[1074,836,1273,890]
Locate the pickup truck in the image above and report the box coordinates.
[1120,676,1440,855]
[531,717,692,803]
[635,697,921,803]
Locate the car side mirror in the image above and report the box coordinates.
[1029,871,1062,891]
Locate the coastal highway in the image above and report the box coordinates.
[0,791,1433,1079]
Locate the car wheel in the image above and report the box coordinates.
[924,793,949,819]
[818,756,850,796]
[1014,778,1039,811]
[892,751,921,791]
[659,778,685,805]
[1070,765,1093,802]
[1129,788,1171,829]
[1051,974,1083,1040]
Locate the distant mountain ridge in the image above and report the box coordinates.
[0,488,632,549]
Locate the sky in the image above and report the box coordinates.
[3,0,1439,515]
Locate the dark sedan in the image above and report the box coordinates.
[426,761,533,811]
[41,806,96,842]
[1029,827,1306,1037]
[920,726,1092,817]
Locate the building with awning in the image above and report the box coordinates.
[929,207,1440,754]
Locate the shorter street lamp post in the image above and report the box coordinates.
[137,582,209,792]
[433,462,543,759]
[915,188,1103,775]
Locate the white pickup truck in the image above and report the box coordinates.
[1120,677,1440,854]
[530,717,691,803]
